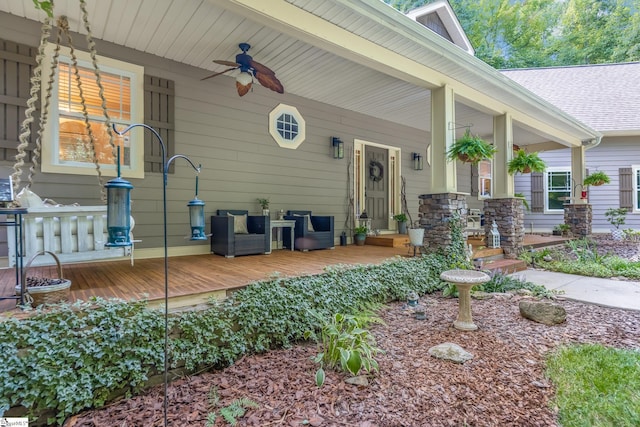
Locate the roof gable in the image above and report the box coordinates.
[502,63,640,134]
[405,0,474,55]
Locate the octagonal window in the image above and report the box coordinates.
[269,104,305,149]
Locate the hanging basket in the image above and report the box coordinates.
[16,251,71,307]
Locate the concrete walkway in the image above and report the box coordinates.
[511,269,640,311]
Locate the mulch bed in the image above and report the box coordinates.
[68,293,640,427]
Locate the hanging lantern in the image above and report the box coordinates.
[106,147,133,247]
[187,176,207,240]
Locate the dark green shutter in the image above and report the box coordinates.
[144,75,175,173]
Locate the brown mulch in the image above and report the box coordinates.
[68,294,640,427]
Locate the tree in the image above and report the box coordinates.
[383,0,640,68]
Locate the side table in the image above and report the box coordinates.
[268,219,295,254]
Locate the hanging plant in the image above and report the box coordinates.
[446,129,496,164]
[583,171,610,186]
[507,149,546,174]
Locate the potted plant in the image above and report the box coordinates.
[605,207,627,241]
[353,225,368,246]
[553,223,571,236]
[446,129,496,164]
[257,198,270,216]
[583,171,611,187]
[407,221,425,247]
[393,213,408,234]
[507,149,546,174]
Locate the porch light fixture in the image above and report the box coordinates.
[113,123,202,427]
[412,152,423,170]
[105,147,133,247]
[187,176,207,240]
[331,137,344,159]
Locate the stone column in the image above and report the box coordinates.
[564,204,592,237]
[418,193,467,252]
[483,198,524,259]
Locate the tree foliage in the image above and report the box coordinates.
[384,0,640,68]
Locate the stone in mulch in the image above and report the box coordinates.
[428,342,474,364]
[519,300,567,325]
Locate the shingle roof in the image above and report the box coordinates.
[501,63,640,133]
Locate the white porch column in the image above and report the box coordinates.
[430,85,457,193]
[571,145,587,204]
[492,113,514,198]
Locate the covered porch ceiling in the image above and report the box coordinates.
[0,0,600,148]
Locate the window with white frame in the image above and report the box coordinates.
[41,45,144,178]
[634,167,640,210]
[268,104,306,149]
[478,159,492,198]
[545,168,571,212]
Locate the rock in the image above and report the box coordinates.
[543,255,553,262]
[517,289,533,296]
[345,375,369,386]
[519,300,566,325]
[472,291,493,300]
[428,342,473,364]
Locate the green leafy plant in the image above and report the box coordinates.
[583,171,611,186]
[218,398,259,426]
[308,307,384,386]
[554,223,570,233]
[32,0,53,18]
[605,207,627,229]
[507,149,546,174]
[446,129,497,164]
[514,192,530,211]
[354,225,368,235]
[392,213,407,222]
[256,198,269,209]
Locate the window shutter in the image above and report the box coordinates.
[144,75,175,173]
[470,164,479,196]
[531,172,544,212]
[0,39,38,162]
[619,167,633,209]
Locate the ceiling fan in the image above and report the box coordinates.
[201,43,284,97]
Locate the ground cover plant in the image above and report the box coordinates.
[521,236,640,279]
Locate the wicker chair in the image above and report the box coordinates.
[283,210,334,251]
[210,210,270,258]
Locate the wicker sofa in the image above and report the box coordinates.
[210,210,270,257]
[283,210,334,251]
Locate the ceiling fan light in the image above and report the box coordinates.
[236,71,253,86]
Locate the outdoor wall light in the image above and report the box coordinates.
[412,152,423,170]
[106,147,133,247]
[332,137,344,159]
[187,175,207,240]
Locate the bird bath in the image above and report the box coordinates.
[440,269,490,331]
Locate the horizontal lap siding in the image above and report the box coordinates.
[0,13,428,250]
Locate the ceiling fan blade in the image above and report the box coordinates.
[236,81,252,97]
[214,59,240,67]
[201,67,238,81]
[250,59,276,76]
[254,71,284,94]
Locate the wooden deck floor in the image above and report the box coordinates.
[0,234,569,314]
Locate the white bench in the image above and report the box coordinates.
[7,206,135,267]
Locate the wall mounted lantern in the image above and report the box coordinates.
[412,152,423,170]
[106,147,133,247]
[332,137,344,159]
[187,176,207,240]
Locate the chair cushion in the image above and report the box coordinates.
[294,213,315,232]
[227,213,248,234]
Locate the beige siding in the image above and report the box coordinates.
[0,12,430,250]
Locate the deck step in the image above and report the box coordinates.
[482,258,527,274]
[365,234,410,248]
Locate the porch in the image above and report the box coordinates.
[0,234,568,314]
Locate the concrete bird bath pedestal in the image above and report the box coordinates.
[440,269,490,331]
